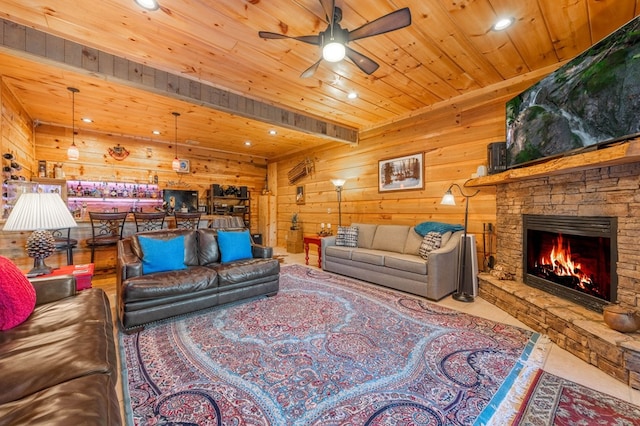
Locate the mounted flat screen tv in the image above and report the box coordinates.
[506,16,640,168]
[163,189,199,215]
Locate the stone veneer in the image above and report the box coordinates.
[485,161,640,388]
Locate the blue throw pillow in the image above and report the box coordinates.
[217,230,253,263]
[138,235,187,274]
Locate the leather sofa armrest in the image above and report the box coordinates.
[118,239,143,280]
[252,244,273,259]
[30,275,76,306]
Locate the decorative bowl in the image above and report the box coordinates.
[603,304,640,333]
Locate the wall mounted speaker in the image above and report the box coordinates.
[487,142,507,174]
[212,184,223,197]
[239,186,248,198]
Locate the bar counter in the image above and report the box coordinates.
[0,214,245,272]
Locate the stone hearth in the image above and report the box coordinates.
[486,161,640,388]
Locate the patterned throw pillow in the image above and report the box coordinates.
[418,232,442,260]
[336,226,359,247]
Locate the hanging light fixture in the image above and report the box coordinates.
[67,87,80,161]
[171,111,181,172]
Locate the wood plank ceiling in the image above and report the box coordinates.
[0,0,638,159]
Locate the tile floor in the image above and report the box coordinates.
[106,248,640,424]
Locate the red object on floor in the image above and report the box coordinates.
[27,264,95,291]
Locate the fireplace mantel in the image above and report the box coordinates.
[467,137,640,187]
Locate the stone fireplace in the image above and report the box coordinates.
[476,160,640,389]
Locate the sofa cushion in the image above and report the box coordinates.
[0,256,36,331]
[325,246,353,260]
[351,249,385,266]
[217,229,253,263]
[403,228,424,255]
[336,226,358,247]
[385,254,428,275]
[197,228,220,265]
[351,223,378,249]
[122,266,218,302]
[371,225,410,253]
[138,235,187,274]
[214,258,280,287]
[418,232,442,260]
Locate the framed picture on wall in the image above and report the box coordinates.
[296,185,305,204]
[177,159,190,173]
[378,152,424,192]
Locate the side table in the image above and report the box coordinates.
[26,264,95,291]
[303,235,326,268]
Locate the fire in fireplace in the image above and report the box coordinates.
[523,215,617,312]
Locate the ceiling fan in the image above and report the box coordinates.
[258,0,411,78]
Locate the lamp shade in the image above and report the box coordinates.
[67,142,80,161]
[331,178,346,188]
[440,191,456,206]
[3,193,77,231]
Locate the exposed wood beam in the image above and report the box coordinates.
[0,18,358,144]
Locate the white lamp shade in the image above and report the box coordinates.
[3,193,77,231]
[323,42,346,62]
[440,192,456,206]
[331,178,346,188]
[172,157,181,171]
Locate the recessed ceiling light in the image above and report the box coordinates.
[152,130,161,135]
[492,17,514,31]
[134,0,159,11]
[269,129,277,135]
[244,141,252,146]
[82,117,93,123]
[347,92,358,99]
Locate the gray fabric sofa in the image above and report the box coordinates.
[117,228,279,331]
[321,223,463,300]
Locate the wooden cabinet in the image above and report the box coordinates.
[287,229,303,253]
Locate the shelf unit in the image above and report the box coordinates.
[66,180,163,214]
[208,184,250,228]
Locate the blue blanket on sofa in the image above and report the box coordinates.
[414,221,464,236]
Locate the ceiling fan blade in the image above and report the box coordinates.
[348,8,411,42]
[345,47,379,75]
[258,31,320,45]
[319,0,335,25]
[300,59,323,78]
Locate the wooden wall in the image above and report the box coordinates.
[272,73,552,260]
[1,78,34,181]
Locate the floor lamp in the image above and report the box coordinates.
[441,183,480,302]
[331,179,346,227]
[3,192,78,276]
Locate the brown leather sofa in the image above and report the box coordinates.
[117,228,280,331]
[0,276,121,425]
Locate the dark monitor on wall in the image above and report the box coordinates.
[163,190,199,215]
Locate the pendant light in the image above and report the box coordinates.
[171,112,181,172]
[67,87,80,161]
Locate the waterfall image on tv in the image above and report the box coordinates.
[506,16,640,168]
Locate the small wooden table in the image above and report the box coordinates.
[26,263,95,291]
[304,235,325,268]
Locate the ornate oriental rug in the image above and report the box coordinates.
[512,370,640,425]
[120,265,548,425]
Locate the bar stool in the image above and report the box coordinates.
[134,212,166,232]
[52,228,78,265]
[174,212,202,230]
[86,212,128,262]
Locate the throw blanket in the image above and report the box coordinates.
[415,221,464,236]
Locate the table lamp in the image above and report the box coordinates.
[3,192,78,276]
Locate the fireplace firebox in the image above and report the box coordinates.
[523,215,617,312]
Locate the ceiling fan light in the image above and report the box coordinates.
[323,41,346,62]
